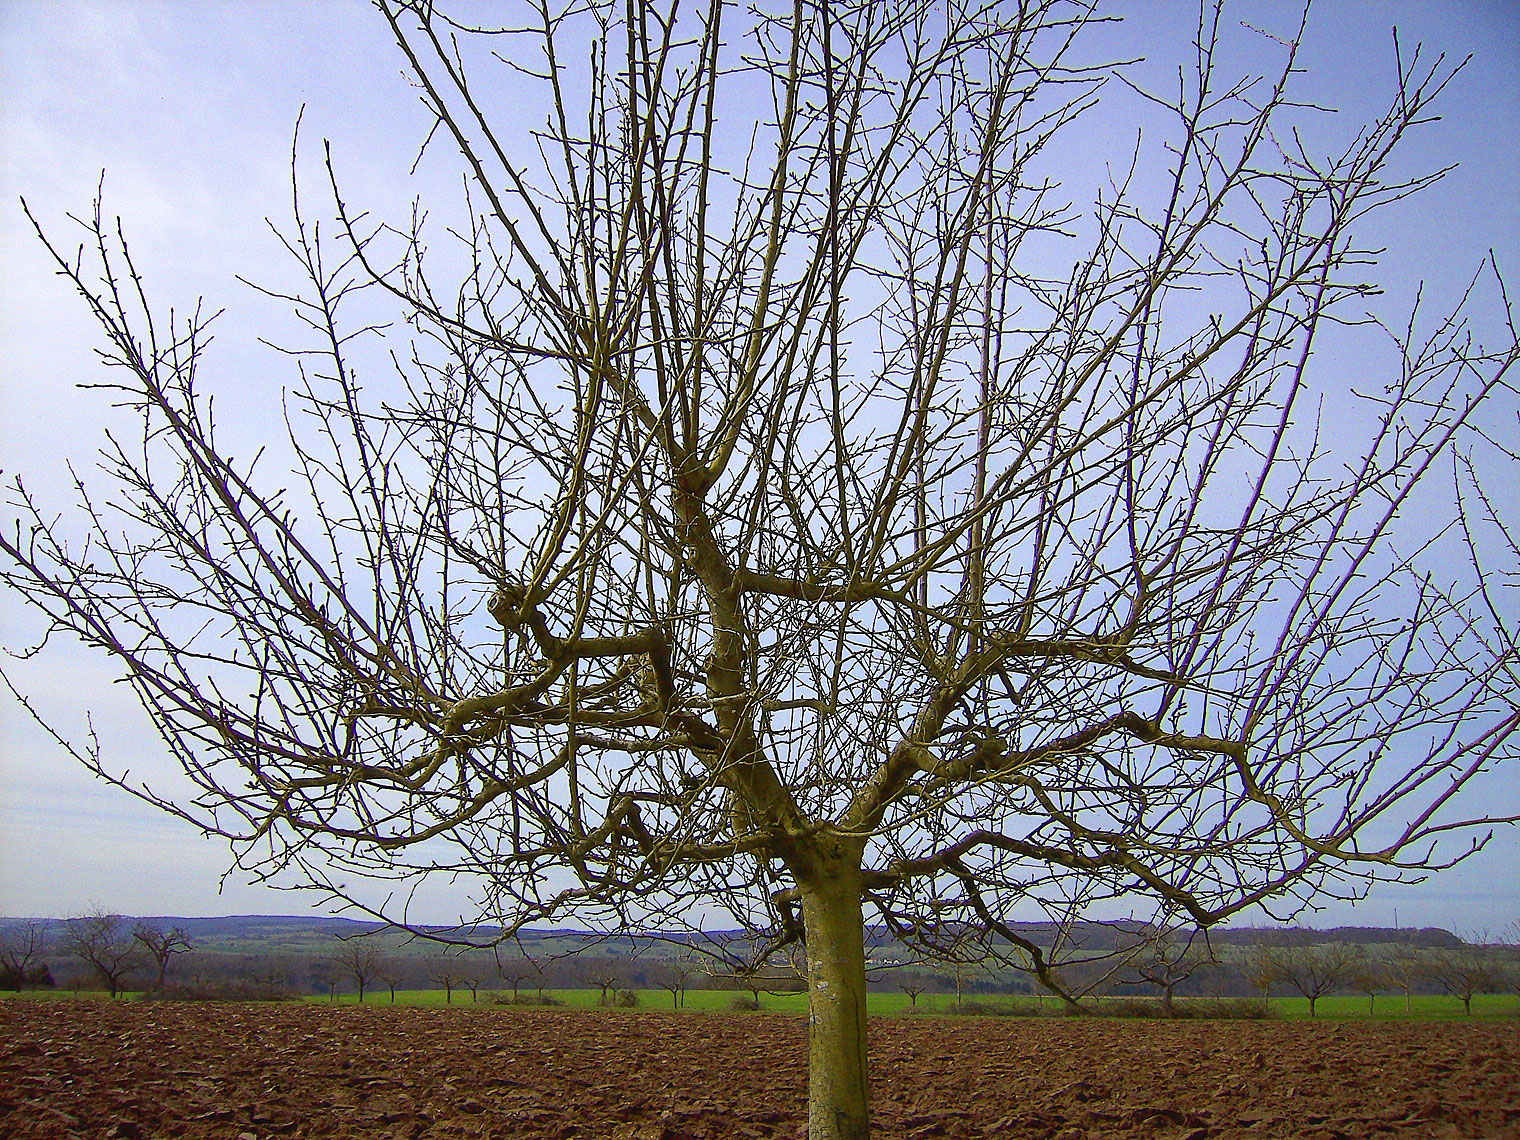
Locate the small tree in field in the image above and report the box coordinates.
[1348,961,1390,1015]
[1267,942,1360,1018]
[497,957,538,1004]
[709,939,803,1010]
[334,943,382,1003]
[3,1,1517,1134]
[656,959,699,1010]
[0,920,53,991]
[1241,944,1281,1013]
[578,963,624,1007]
[425,959,464,1005]
[1423,942,1502,1016]
[1383,945,1424,1015]
[310,958,343,1001]
[65,911,146,998]
[1123,924,1214,1018]
[461,961,489,1003]
[132,922,193,990]
[250,957,297,991]
[377,960,409,1003]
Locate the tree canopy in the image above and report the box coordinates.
[4,2,1516,1135]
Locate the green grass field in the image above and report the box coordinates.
[290,988,1518,1021]
[9,987,1515,1020]
[1256,992,1517,1021]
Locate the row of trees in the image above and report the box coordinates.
[882,928,1520,1017]
[0,912,191,997]
[8,911,1516,1017]
[1244,941,1515,1018]
[311,945,707,1007]
[1,912,764,1005]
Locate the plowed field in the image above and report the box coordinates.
[3,999,1516,1139]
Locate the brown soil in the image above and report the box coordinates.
[2,1000,1516,1139]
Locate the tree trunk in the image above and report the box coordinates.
[801,865,870,1140]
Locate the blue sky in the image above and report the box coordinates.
[1,1,1516,932]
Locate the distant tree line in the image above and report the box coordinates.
[3,914,1516,1016]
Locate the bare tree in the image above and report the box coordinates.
[460,960,489,1003]
[999,917,1111,1013]
[952,960,972,1012]
[708,939,803,1009]
[496,956,538,1004]
[1348,960,1390,1015]
[65,910,147,998]
[1123,924,1215,1018]
[377,960,410,1002]
[1382,944,1424,1016]
[577,963,624,1007]
[248,957,298,992]
[1423,941,1502,1016]
[655,959,699,1010]
[1266,941,1360,1018]
[1240,944,1281,1013]
[0,920,53,991]
[309,958,344,1001]
[334,943,382,1003]
[897,980,927,1011]
[3,2,1517,1134]
[132,922,193,990]
[425,958,466,1004]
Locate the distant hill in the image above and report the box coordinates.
[3,913,1465,955]
[1,913,1476,1000]
[116,916,624,957]
[1205,925,1465,948]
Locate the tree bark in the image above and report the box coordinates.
[801,863,870,1140]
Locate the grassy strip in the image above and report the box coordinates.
[7,988,1516,1019]
[292,989,1519,1020]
